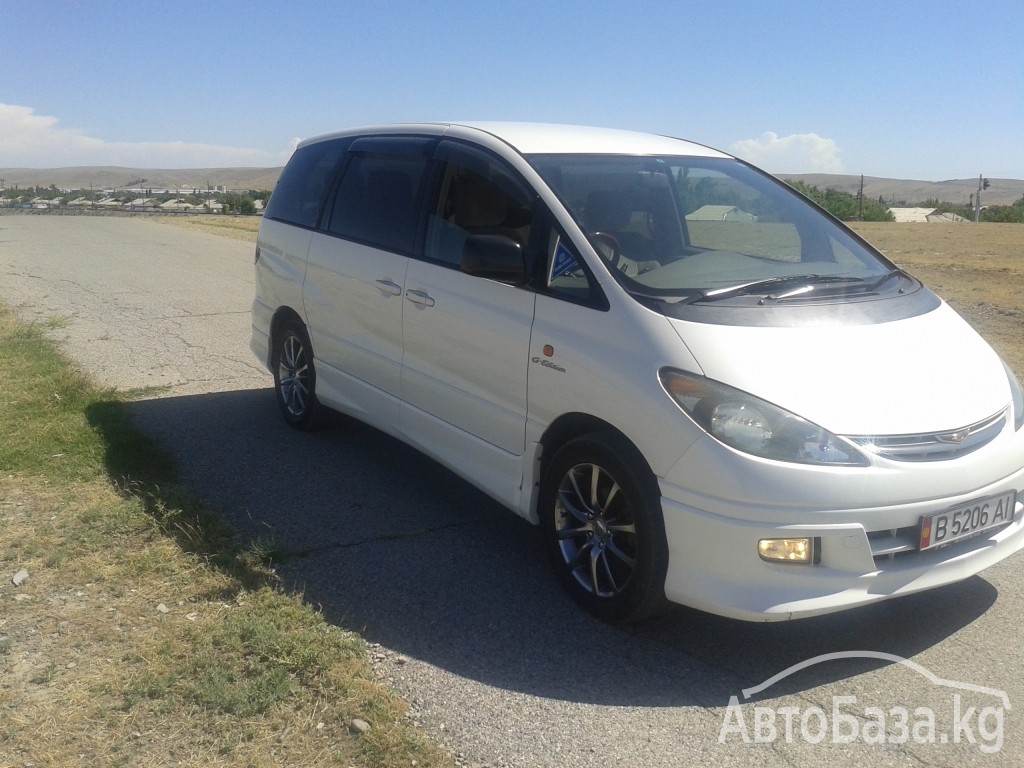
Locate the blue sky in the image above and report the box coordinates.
[2,0,1022,180]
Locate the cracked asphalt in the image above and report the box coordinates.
[2,214,1022,767]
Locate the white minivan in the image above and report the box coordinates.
[251,122,1024,622]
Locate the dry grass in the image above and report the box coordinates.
[0,304,454,768]
[146,214,261,242]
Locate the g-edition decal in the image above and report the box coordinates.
[532,356,566,373]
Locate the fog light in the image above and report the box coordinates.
[758,537,815,564]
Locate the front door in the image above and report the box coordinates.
[399,141,537,508]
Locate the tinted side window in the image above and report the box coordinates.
[327,151,432,254]
[263,139,348,228]
[425,143,533,268]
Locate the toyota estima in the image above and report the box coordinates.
[251,122,1024,622]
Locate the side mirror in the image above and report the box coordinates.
[461,235,525,283]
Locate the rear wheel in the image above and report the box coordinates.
[540,432,668,622]
[272,322,321,430]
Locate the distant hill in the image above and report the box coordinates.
[779,174,1024,207]
[2,167,1022,207]
[0,166,283,193]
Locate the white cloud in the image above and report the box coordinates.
[730,131,844,174]
[0,103,292,168]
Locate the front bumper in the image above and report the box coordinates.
[659,452,1024,621]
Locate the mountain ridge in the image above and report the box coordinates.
[778,174,1023,207]
[0,166,283,193]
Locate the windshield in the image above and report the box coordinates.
[527,154,896,303]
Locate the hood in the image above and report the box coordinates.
[668,302,1010,436]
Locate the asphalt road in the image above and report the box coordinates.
[2,214,1022,767]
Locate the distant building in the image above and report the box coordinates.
[685,205,757,222]
[888,207,967,223]
[925,211,968,223]
[160,199,194,211]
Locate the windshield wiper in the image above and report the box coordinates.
[681,274,863,304]
[633,271,906,306]
[861,268,904,292]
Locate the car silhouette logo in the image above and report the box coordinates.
[741,650,1011,708]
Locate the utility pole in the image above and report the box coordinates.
[857,174,864,220]
[974,174,990,222]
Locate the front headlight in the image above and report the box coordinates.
[1005,362,1024,431]
[659,369,868,466]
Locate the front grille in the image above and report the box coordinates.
[848,409,1007,462]
[868,518,1016,565]
[868,526,919,562]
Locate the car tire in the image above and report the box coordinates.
[272,322,322,430]
[540,432,669,622]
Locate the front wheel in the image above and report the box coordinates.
[540,432,669,623]
[271,322,321,430]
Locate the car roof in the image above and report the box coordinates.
[453,122,728,157]
[299,122,731,159]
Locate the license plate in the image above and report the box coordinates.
[919,491,1017,551]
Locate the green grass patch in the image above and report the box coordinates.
[0,313,106,480]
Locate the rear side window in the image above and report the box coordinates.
[264,139,349,228]
[327,151,432,254]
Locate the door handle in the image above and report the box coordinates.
[375,279,402,296]
[405,289,435,308]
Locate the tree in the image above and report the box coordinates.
[784,180,893,221]
[221,192,257,215]
[860,198,894,222]
[981,205,1024,223]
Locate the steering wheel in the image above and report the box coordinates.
[589,232,621,269]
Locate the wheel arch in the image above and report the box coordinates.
[535,416,669,622]
[269,306,307,363]
[524,412,656,524]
